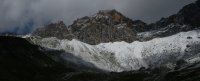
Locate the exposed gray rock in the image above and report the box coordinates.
[33,10,147,45]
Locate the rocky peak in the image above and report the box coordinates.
[33,10,148,45]
[95,9,124,23]
[177,0,200,27]
[152,0,200,30]
[137,0,200,41]
[67,10,146,44]
[69,9,147,32]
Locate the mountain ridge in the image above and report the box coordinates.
[33,9,147,45]
[32,0,200,44]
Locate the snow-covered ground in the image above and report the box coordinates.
[27,30,200,72]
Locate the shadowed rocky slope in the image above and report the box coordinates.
[0,36,77,81]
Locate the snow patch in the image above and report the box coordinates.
[29,30,200,72]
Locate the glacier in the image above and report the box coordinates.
[27,30,200,72]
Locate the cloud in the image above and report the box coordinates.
[0,0,196,33]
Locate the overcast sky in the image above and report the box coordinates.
[0,0,196,33]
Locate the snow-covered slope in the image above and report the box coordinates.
[28,30,200,72]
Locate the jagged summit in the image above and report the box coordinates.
[67,9,146,44]
[94,9,127,24]
[33,10,147,45]
[69,9,144,32]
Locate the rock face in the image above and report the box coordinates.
[33,9,147,45]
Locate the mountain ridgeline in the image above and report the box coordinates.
[33,0,200,44]
[32,9,146,45]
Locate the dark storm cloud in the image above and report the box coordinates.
[0,0,196,33]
